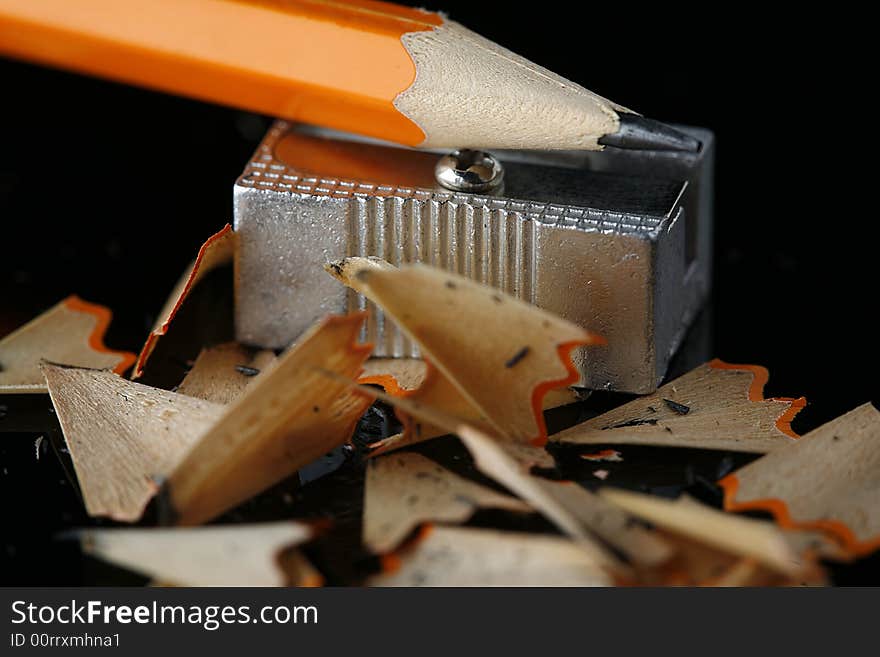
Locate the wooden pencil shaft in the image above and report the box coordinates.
[0,0,433,145]
[0,0,629,150]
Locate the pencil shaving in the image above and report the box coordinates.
[134,225,235,378]
[327,376,556,470]
[627,528,823,586]
[359,357,427,393]
[367,361,500,452]
[551,359,805,453]
[323,255,396,292]
[79,522,316,586]
[365,374,578,459]
[720,403,880,557]
[42,363,223,521]
[326,257,602,446]
[177,342,277,405]
[598,488,807,578]
[638,533,745,586]
[456,426,671,570]
[320,373,587,569]
[368,525,612,587]
[0,296,135,393]
[165,313,372,526]
[363,452,530,553]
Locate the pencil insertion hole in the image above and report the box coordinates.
[435,149,504,194]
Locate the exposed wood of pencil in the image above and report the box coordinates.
[79,522,317,586]
[42,364,224,521]
[0,0,627,149]
[0,296,134,393]
[165,313,372,526]
[551,359,805,453]
[720,403,880,557]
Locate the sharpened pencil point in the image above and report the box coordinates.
[599,114,702,153]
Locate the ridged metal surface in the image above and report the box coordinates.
[233,121,715,393]
[345,196,536,356]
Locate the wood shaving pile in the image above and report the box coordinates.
[2,229,877,587]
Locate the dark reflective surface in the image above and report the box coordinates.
[0,1,875,585]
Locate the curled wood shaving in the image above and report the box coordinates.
[134,225,234,378]
[324,376,556,470]
[324,255,394,292]
[365,384,579,460]
[0,296,134,393]
[720,403,880,557]
[457,426,673,571]
[364,452,530,553]
[42,363,223,521]
[598,488,806,578]
[79,522,316,586]
[551,359,805,453]
[327,257,602,446]
[165,313,372,525]
[365,362,501,454]
[315,374,641,567]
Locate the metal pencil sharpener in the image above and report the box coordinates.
[233,121,714,394]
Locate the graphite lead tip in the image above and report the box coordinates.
[0,3,705,152]
[599,114,702,153]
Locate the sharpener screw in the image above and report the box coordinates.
[435,149,504,193]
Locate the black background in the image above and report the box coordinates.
[2,3,874,422]
[0,3,876,583]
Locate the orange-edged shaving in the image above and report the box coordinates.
[708,359,806,439]
[0,295,135,393]
[164,313,373,526]
[720,403,880,558]
[134,224,234,378]
[551,359,806,453]
[325,257,603,448]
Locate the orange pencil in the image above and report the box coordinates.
[0,0,697,151]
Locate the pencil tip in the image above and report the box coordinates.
[599,114,702,153]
